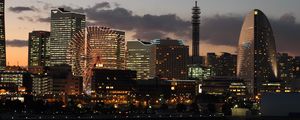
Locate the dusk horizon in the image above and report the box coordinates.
[4,0,300,66]
[1,1,300,119]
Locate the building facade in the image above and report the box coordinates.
[50,8,85,66]
[152,38,189,80]
[0,67,32,93]
[237,9,278,95]
[28,31,51,67]
[47,64,83,95]
[91,69,136,105]
[294,56,300,79]
[126,40,155,80]
[0,0,5,70]
[277,53,294,80]
[217,52,237,77]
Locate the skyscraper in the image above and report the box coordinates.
[191,1,201,64]
[152,38,189,80]
[217,52,237,77]
[28,31,51,67]
[126,40,155,80]
[294,56,300,79]
[277,53,294,80]
[87,26,126,70]
[0,0,5,70]
[237,9,278,95]
[50,8,85,66]
[205,53,217,76]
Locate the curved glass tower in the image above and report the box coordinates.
[237,9,278,95]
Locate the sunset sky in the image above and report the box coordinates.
[5,0,300,66]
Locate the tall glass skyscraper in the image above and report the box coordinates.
[28,31,51,67]
[0,0,5,70]
[237,9,278,95]
[152,38,189,80]
[126,40,155,80]
[50,8,85,66]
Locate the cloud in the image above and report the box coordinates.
[6,40,27,47]
[18,16,34,22]
[16,2,300,55]
[9,6,39,13]
[200,14,243,46]
[271,13,300,55]
[37,16,51,23]
[59,2,190,40]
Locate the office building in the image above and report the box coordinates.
[126,40,155,80]
[0,0,5,70]
[205,52,237,77]
[0,67,32,93]
[50,8,85,66]
[205,53,218,76]
[237,9,278,95]
[188,65,212,80]
[91,69,136,105]
[277,53,294,80]
[152,38,189,80]
[200,77,247,97]
[294,56,300,79]
[217,52,237,77]
[28,31,51,67]
[47,64,83,95]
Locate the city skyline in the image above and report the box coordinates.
[4,0,300,67]
[1,1,300,119]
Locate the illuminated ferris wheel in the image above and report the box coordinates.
[69,26,124,93]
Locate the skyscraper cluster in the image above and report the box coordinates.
[0,1,300,118]
[0,0,5,70]
[0,1,299,112]
[17,2,300,97]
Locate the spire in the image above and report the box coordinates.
[195,1,198,7]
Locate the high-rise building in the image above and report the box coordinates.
[294,56,300,79]
[50,8,85,66]
[277,53,294,80]
[191,1,201,64]
[205,53,217,76]
[126,40,155,80]
[237,9,278,95]
[217,52,237,77]
[0,0,5,70]
[205,52,237,77]
[28,31,51,67]
[87,26,125,70]
[152,38,189,80]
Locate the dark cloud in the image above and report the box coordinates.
[133,30,167,40]
[200,14,243,46]
[9,6,39,13]
[18,16,34,22]
[271,13,300,55]
[37,17,51,23]
[16,2,300,55]
[61,2,190,40]
[6,40,27,47]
